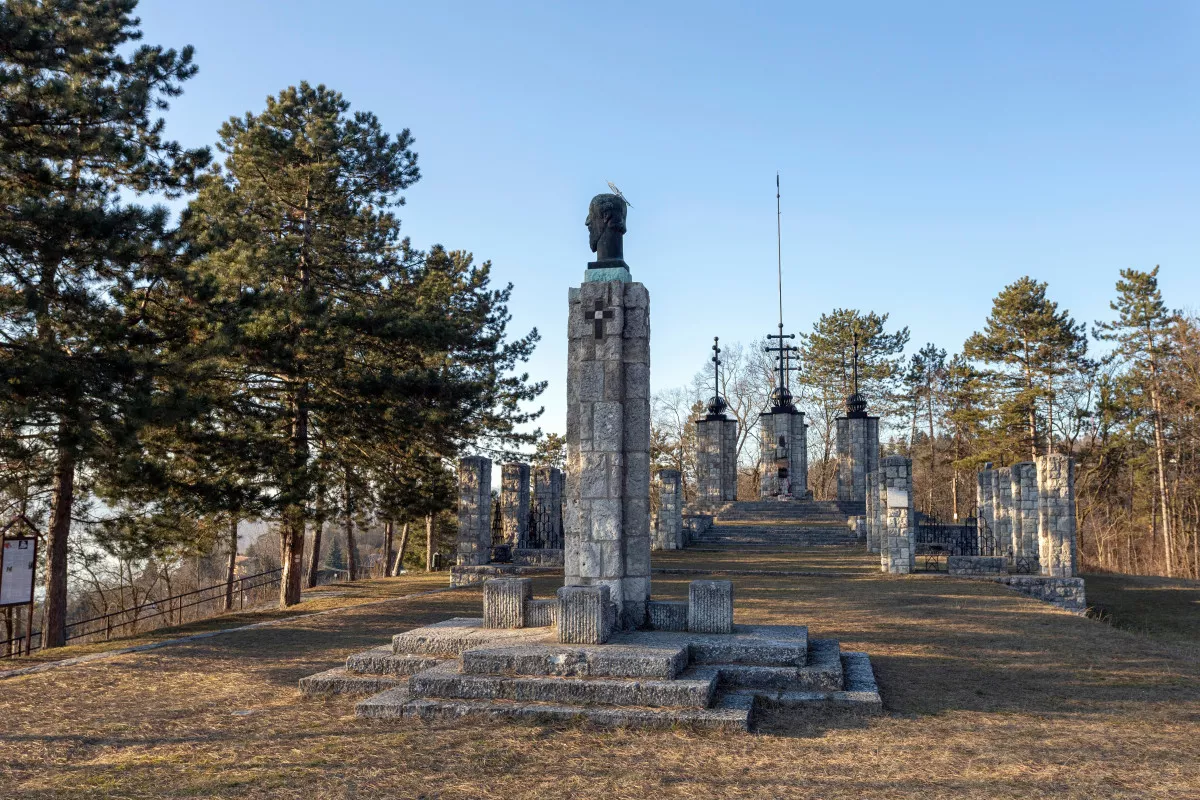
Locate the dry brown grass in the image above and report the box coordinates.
[1,549,1198,799]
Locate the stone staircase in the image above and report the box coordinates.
[300,617,880,732]
[689,500,866,549]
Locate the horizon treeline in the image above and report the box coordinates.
[652,268,1199,580]
[0,1,545,648]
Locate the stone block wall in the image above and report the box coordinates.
[532,466,564,548]
[881,456,915,574]
[865,471,880,553]
[758,410,808,499]
[500,462,531,549]
[1010,461,1039,560]
[653,469,683,550]
[995,575,1086,613]
[876,469,889,568]
[836,415,880,503]
[565,279,651,628]
[456,456,492,567]
[993,466,1013,557]
[695,416,738,504]
[976,462,994,554]
[948,555,1006,576]
[1037,454,1078,578]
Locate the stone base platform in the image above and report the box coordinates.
[449,559,561,588]
[300,617,880,732]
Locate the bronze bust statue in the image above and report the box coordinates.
[586,193,628,262]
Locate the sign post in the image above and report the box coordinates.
[1,534,38,655]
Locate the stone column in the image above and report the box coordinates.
[695,416,738,504]
[532,466,564,549]
[500,462,531,549]
[836,415,880,503]
[1037,454,1078,578]
[653,469,683,551]
[877,469,890,570]
[994,466,1013,557]
[758,410,808,499]
[456,456,492,567]
[865,471,880,553]
[1010,461,1039,560]
[976,463,994,555]
[882,456,915,574]
[565,278,651,628]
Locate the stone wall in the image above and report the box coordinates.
[758,410,808,499]
[565,279,651,628]
[993,466,1013,557]
[1037,454,1078,578]
[836,415,879,503]
[695,416,738,504]
[532,466,564,548]
[1010,461,1039,560]
[881,456,914,574]
[976,462,994,554]
[500,462,531,549]
[948,555,1005,575]
[456,456,492,567]
[994,575,1086,613]
[653,469,683,550]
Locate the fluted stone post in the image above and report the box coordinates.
[653,469,683,551]
[994,466,1013,557]
[556,585,615,644]
[696,416,738,504]
[882,456,915,574]
[1037,455,1078,578]
[483,577,532,628]
[836,415,880,503]
[500,462,531,549]
[565,279,652,628]
[865,471,880,553]
[532,466,564,548]
[688,579,733,633]
[1010,462,1039,560]
[456,456,492,567]
[976,463,994,555]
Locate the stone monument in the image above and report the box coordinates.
[758,329,808,499]
[835,333,879,504]
[455,457,492,567]
[532,465,564,548]
[653,468,683,550]
[499,462,531,549]
[695,337,738,505]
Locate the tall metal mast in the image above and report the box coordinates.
[765,172,798,412]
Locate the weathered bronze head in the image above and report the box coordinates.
[586,193,628,261]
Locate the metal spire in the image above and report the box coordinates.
[765,172,798,412]
[706,337,728,419]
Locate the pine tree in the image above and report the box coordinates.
[964,277,1088,460]
[0,0,208,646]
[1094,266,1179,575]
[325,532,345,572]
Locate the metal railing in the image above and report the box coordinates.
[0,568,282,658]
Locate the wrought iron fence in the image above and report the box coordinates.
[0,568,281,658]
[527,502,562,549]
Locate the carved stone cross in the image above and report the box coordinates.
[588,299,615,339]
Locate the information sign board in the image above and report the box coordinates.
[0,536,37,607]
[886,487,908,509]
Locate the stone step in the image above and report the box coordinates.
[751,652,882,713]
[299,667,404,697]
[408,662,716,709]
[346,646,444,676]
[355,687,754,731]
[460,642,688,680]
[614,625,809,668]
[697,639,843,692]
[392,617,553,657]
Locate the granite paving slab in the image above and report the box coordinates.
[460,641,689,679]
[392,617,555,657]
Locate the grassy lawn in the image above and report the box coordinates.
[2,548,1197,799]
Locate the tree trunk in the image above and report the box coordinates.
[345,512,358,582]
[306,521,324,589]
[42,442,76,649]
[223,517,238,612]
[280,388,308,607]
[393,521,410,576]
[383,520,394,578]
[926,386,936,515]
[425,514,434,572]
[1149,374,1174,576]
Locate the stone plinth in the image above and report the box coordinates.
[948,556,1006,576]
[976,462,994,555]
[556,585,616,644]
[758,410,808,499]
[653,469,683,551]
[500,462,531,549]
[993,466,1013,557]
[688,580,734,634]
[836,415,879,503]
[1037,455,1078,578]
[483,578,533,628]
[865,471,880,553]
[882,456,914,574]
[1010,461,1039,560]
[532,466,564,548]
[696,416,738,504]
[456,456,492,567]
[565,279,651,628]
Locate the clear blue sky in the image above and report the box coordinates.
[138,0,1199,441]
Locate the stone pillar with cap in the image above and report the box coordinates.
[500,462,531,549]
[456,456,492,567]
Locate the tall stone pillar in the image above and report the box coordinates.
[758,410,808,499]
[500,462,531,549]
[653,469,683,551]
[532,466,564,549]
[836,412,879,504]
[976,463,994,554]
[876,470,890,570]
[1036,455,1078,578]
[993,466,1013,557]
[882,456,915,574]
[695,414,738,505]
[565,278,651,628]
[1010,462,1039,560]
[456,456,492,567]
[865,471,880,553]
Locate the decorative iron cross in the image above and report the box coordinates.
[711,337,722,398]
[588,299,615,339]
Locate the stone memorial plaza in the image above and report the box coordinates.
[298,191,1092,733]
